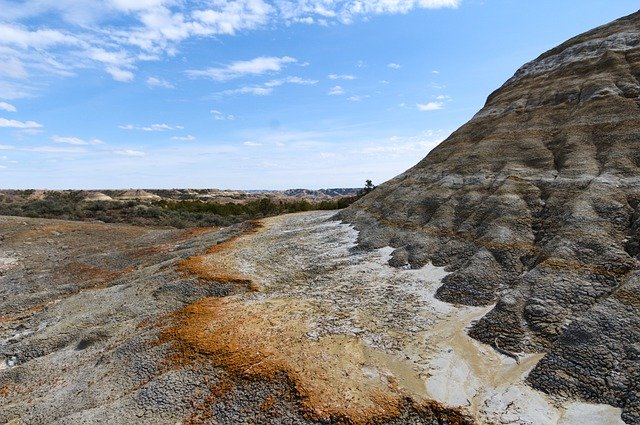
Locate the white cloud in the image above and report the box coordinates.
[191,0,274,35]
[211,110,236,121]
[276,0,459,24]
[0,23,79,49]
[432,70,440,74]
[328,74,355,80]
[88,48,136,82]
[187,56,296,81]
[0,1,459,95]
[118,123,179,131]
[352,130,449,156]
[243,141,262,147]
[1,58,28,79]
[110,0,169,13]
[172,135,195,141]
[107,67,135,82]
[146,76,174,88]
[416,101,443,111]
[387,63,401,69]
[0,102,16,112]
[328,85,344,96]
[348,95,369,102]
[265,76,318,87]
[114,149,146,156]
[24,146,86,153]
[0,118,42,129]
[218,86,274,96]
[52,136,104,145]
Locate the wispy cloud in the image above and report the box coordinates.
[277,0,459,24]
[52,135,104,145]
[217,86,274,96]
[211,110,236,121]
[387,63,401,69]
[118,123,183,131]
[24,146,86,153]
[264,76,318,87]
[146,76,174,88]
[172,135,195,141]
[351,130,449,156]
[416,101,443,111]
[0,102,17,112]
[114,149,145,157]
[243,141,262,147]
[328,74,355,80]
[187,56,296,81]
[328,85,345,96]
[0,118,42,129]
[217,75,318,97]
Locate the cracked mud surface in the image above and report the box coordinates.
[0,213,471,424]
[0,210,630,424]
[163,211,625,424]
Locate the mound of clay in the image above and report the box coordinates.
[340,11,640,423]
[82,192,114,202]
[116,189,161,201]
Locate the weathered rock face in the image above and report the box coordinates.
[340,11,640,423]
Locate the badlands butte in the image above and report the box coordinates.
[2,10,640,425]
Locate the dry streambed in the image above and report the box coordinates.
[170,211,626,425]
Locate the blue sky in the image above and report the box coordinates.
[0,0,638,190]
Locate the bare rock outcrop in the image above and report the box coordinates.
[116,189,162,201]
[340,10,640,423]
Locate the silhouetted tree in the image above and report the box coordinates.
[363,179,375,195]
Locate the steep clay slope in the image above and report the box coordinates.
[340,11,640,423]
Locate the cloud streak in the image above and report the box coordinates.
[187,56,297,81]
[416,101,443,111]
[0,102,17,112]
[52,136,104,145]
[0,118,43,129]
[118,123,183,131]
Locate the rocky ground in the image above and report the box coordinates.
[339,10,640,424]
[0,213,475,424]
[0,211,627,424]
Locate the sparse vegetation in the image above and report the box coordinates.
[0,190,360,228]
[361,179,376,195]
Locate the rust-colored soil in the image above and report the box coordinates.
[177,221,263,291]
[56,262,134,288]
[161,297,404,423]
[161,216,473,425]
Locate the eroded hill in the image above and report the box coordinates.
[340,10,640,424]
